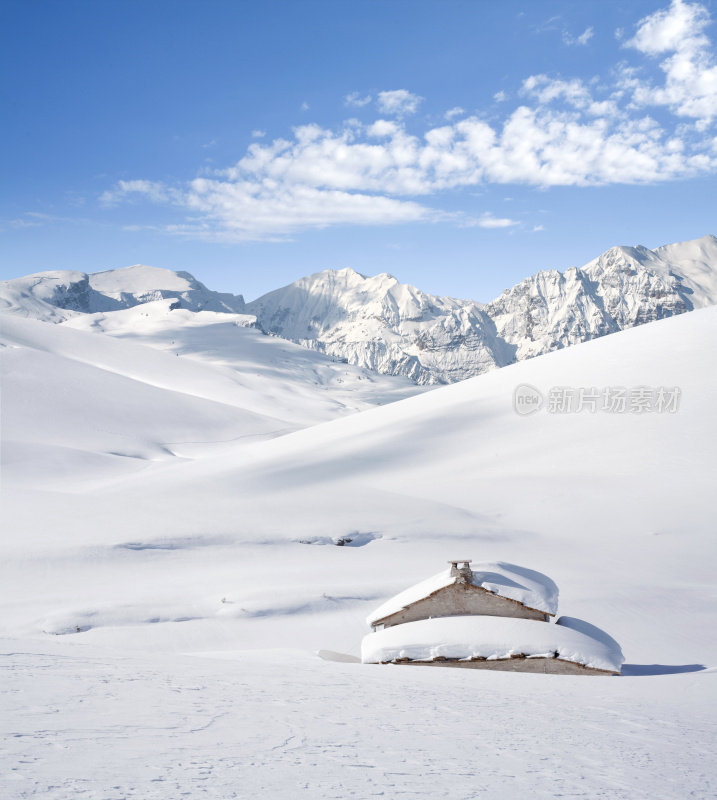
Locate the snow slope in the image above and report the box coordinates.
[1,307,421,488]
[1,302,716,798]
[3,303,716,654]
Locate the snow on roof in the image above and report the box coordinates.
[555,616,624,661]
[366,561,559,625]
[361,616,624,673]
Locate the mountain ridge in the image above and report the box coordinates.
[2,234,716,384]
[0,264,247,322]
[245,234,717,383]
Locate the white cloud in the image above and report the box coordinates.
[522,74,592,107]
[102,95,715,238]
[99,180,173,206]
[622,0,717,128]
[465,213,520,229]
[3,217,43,230]
[521,74,621,117]
[494,91,508,103]
[445,106,466,120]
[536,15,593,47]
[627,0,704,54]
[3,211,95,231]
[563,26,594,46]
[102,2,717,242]
[300,102,310,112]
[366,119,401,138]
[376,90,423,116]
[185,180,436,239]
[251,130,266,139]
[122,224,170,233]
[345,92,372,107]
[534,15,562,35]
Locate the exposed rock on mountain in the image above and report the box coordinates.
[0,265,246,323]
[246,235,717,383]
[3,236,716,385]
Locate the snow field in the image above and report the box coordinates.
[2,644,714,799]
[1,288,717,798]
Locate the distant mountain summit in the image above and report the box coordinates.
[0,264,246,322]
[3,236,716,384]
[245,267,510,383]
[247,235,717,383]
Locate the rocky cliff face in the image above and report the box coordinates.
[245,268,510,384]
[246,236,717,384]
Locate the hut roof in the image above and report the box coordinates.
[366,561,559,626]
[361,615,624,673]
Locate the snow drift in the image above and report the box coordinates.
[361,615,624,673]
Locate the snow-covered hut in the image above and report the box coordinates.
[367,560,558,631]
[362,560,623,675]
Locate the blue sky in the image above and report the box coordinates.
[2,0,716,301]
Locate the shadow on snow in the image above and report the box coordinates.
[621,663,706,676]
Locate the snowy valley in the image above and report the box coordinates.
[1,238,717,799]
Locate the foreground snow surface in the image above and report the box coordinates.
[2,305,717,797]
[2,644,714,799]
[361,615,624,672]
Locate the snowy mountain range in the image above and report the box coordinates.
[2,235,716,385]
[247,235,717,383]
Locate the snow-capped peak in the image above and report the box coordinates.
[3,235,716,384]
[0,264,246,322]
[244,236,716,384]
[653,234,717,307]
[246,268,500,384]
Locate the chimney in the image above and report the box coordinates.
[448,559,472,583]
